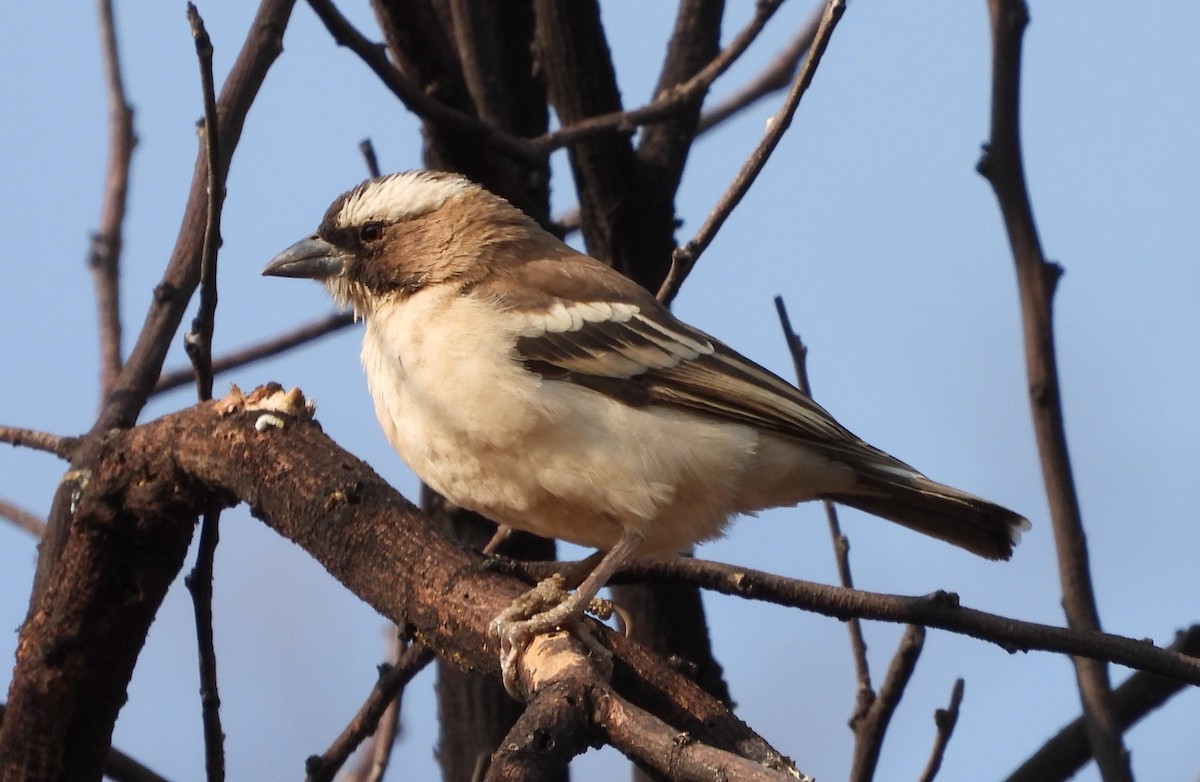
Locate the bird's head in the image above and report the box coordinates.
[262,170,538,315]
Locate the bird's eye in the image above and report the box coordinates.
[359,223,383,243]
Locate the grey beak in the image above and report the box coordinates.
[261,236,345,279]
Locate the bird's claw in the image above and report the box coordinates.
[489,574,616,698]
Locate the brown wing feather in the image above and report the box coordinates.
[480,253,1028,560]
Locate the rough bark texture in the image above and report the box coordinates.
[4,396,790,779]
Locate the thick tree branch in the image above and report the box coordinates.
[446,0,508,127]
[0,703,172,782]
[659,0,846,305]
[542,0,783,157]
[0,391,795,779]
[304,0,540,163]
[484,633,601,780]
[976,0,1130,778]
[90,0,136,404]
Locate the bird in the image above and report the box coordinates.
[263,169,1029,687]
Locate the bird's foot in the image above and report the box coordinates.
[489,574,615,698]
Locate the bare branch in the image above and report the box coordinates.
[493,632,805,781]
[153,312,354,396]
[307,642,434,782]
[90,0,136,404]
[184,3,225,404]
[0,425,79,460]
[917,678,965,782]
[775,296,873,710]
[303,0,540,163]
[8,2,301,772]
[540,0,784,155]
[658,0,847,305]
[359,138,381,178]
[849,625,925,782]
[446,0,508,127]
[0,703,172,782]
[547,5,821,244]
[181,11,228,779]
[601,692,807,782]
[698,5,822,134]
[976,0,1130,777]
[485,633,600,780]
[1,393,792,777]
[0,498,47,539]
[308,0,792,162]
[184,509,225,782]
[1005,625,1200,782]
[501,556,1200,685]
[345,634,407,782]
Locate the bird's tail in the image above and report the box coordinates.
[828,466,1029,560]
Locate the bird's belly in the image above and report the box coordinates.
[367,343,762,552]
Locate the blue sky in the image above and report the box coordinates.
[2,2,1198,780]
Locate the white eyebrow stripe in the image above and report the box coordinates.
[335,172,470,228]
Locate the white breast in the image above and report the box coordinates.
[359,288,836,554]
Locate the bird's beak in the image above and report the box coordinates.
[261,236,345,279]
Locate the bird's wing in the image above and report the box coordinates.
[490,261,891,462]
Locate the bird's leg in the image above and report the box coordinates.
[481,524,513,555]
[490,531,642,697]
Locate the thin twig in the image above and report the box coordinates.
[550,5,821,243]
[8,4,299,775]
[0,498,47,539]
[90,0,136,405]
[185,509,224,782]
[359,138,381,178]
[185,3,223,403]
[306,644,435,782]
[153,312,354,396]
[658,0,847,305]
[976,0,1130,778]
[0,425,79,460]
[308,0,787,161]
[344,633,407,782]
[849,625,925,782]
[698,5,822,134]
[303,0,540,162]
[184,8,226,781]
[917,678,964,782]
[774,296,874,711]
